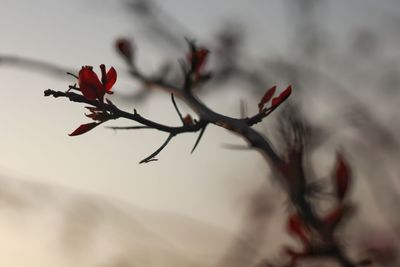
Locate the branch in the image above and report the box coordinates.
[106,126,152,130]
[44,89,206,135]
[45,43,357,266]
[123,53,356,267]
[0,54,74,77]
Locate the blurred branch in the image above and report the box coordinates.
[0,54,74,78]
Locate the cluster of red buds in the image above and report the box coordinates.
[258,85,292,113]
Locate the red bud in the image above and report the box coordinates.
[258,86,276,112]
[183,114,194,126]
[271,85,292,107]
[116,38,134,62]
[69,122,99,136]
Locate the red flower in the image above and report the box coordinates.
[78,64,117,101]
[187,47,209,80]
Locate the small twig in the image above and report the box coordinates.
[140,134,174,164]
[177,59,188,80]
[67,72,79,79]
[68,84,80,92]
[171,93,184,123]
[244,107,276,126]
[106,126,152,130]
[191,125,207,153]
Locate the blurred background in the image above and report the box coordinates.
[0,0,400,266]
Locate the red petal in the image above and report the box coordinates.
[105,67,117,91]
[78,66,103,100]
[187,47,209,80]
[69,122,99,136]
[271,85,292,107]
[323,204,345,228]
[287,213,309,246]
[197,48,208,63]
[334,153,351,201]
[258,86,276,112]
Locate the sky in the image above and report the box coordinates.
[0,0,398,238]
[0,0,399,266]
[0,0,289,229]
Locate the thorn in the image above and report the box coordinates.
[139,134,174,164]
[191,126,206,153]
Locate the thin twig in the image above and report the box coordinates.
[106,126,152,130]
[67,72,79,79]
[171,93,184,123]
[139,134,174,164]
[191,126,207,153]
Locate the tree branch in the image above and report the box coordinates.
[45,42,357,266]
